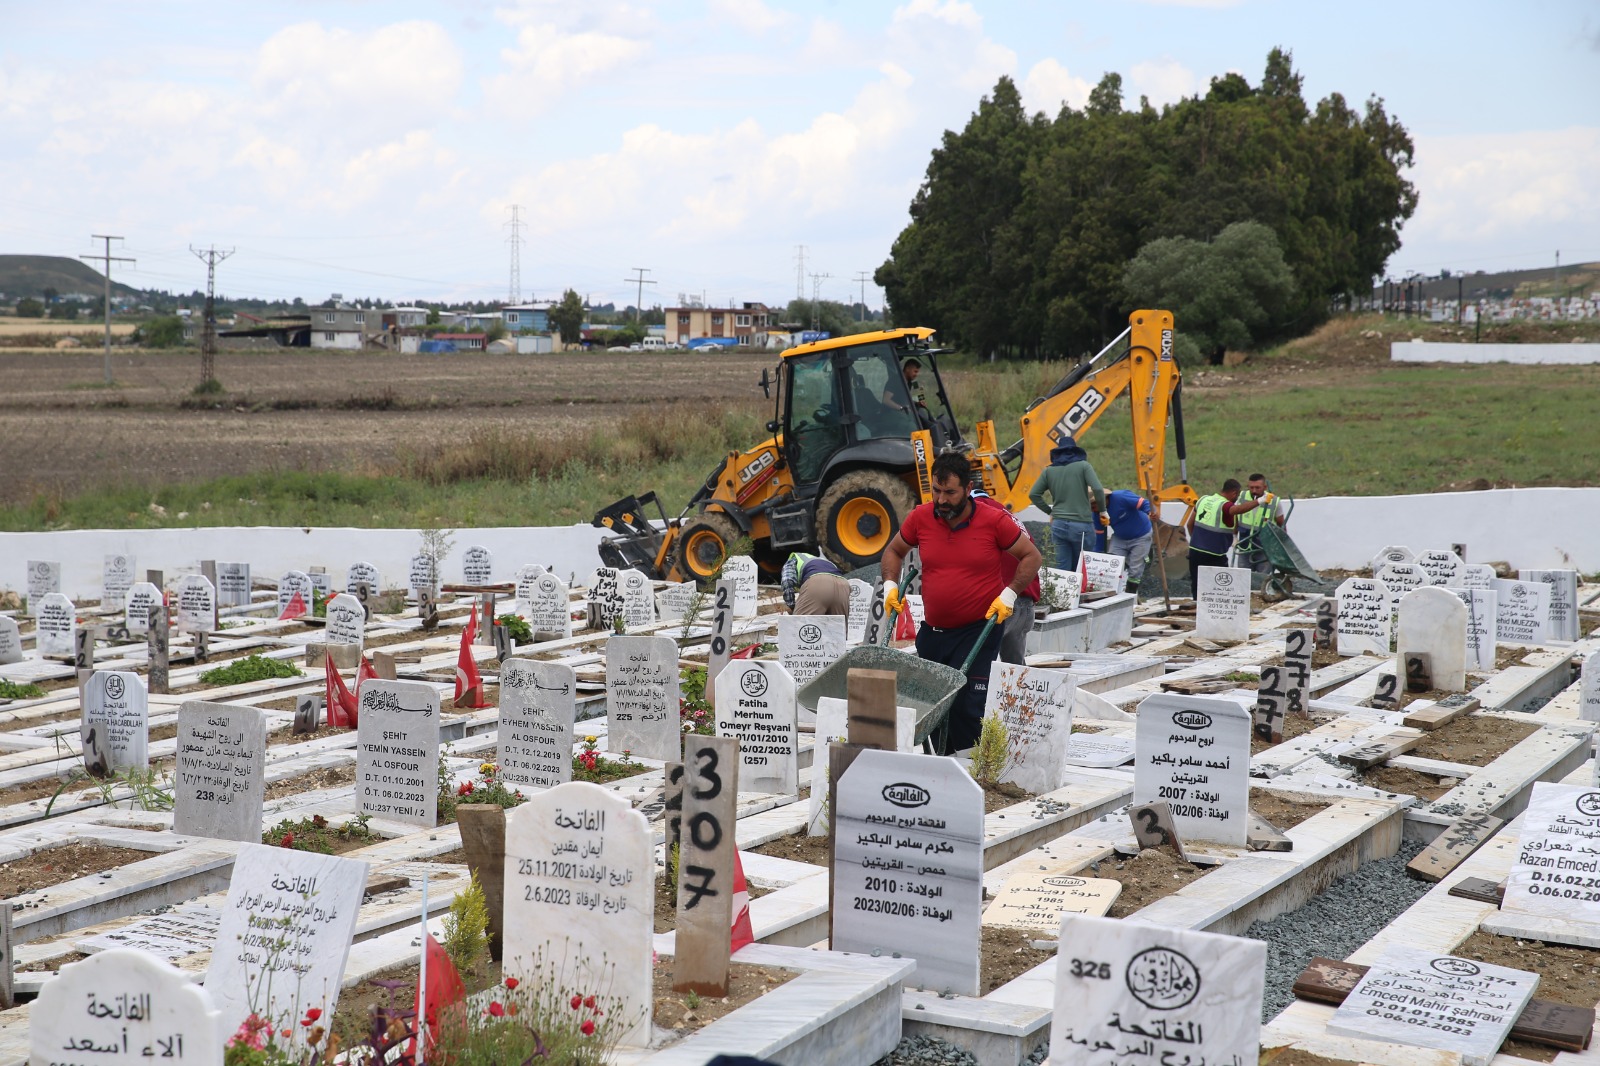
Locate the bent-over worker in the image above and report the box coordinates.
[1104,488,1154,594]
[1234,473,1285,575]
[1186,478,1267,595]
[881,452,1042,753]
[780,551,849,615]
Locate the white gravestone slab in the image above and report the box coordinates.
[1133,692,1251,846]
[1064,731,1136,768]
[982,867,1121,930]
[1396,586,1469,693]
[276,569,313,616]
[123,583,161,637]
[174,701,267,842]
[524,571,572,637]
[32,948,224,1066]
[173,574,215,635]
[831,749,985,996]
[408,553,436,596]
[461,544,493,585]
[26,560,60,614]
[1040,567,1081,611]
[1080,551,1127,594]
[723,555,759,618]
[82,671,148,772]
[1450,588,1498,672]
[985,662,1075,794]
[355,679,440,827]
[618,568,655,629]
[1581,652,1600,724]
[1504,782,1600,922]
[75,904,221,960]
[345,561,380,596]
[1376,562,1424,624]
[1370,544,1415,574]
[323,592,365,647]
[1492,578,1551,644]
[1327,943,1538,1066]
[34,592,76,657]
[503,783,654,1046]
[1336,577,1392,656]
[1462,563,1496,590]
[846,578,873,644]
[0,616,20,665]
[306,570,332,599]
[1521,568,1580,642]
[589,566,621,628]
[498,659,576,791]
[778,615,847,690]
[102,554,136,611]
[606,635,681,761]
[215,562,250,608]
[1416,549,1465,587]
[206,843,366,1044]
[656,582,704,625]
[1049,914,1266,1066]
[809,696,915,834]
[714,659,799,795]
[1194,565,1250,642]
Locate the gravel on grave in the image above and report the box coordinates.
[1246,837,1431,1022]
[872,1034,1049,1066]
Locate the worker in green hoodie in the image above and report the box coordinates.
[1027,436,1109,573]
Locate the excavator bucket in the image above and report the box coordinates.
[592,493,675,578]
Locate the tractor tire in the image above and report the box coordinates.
[817,470,918,572]
[672,511,742,588]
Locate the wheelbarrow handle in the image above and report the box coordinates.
[878,564,919,648]
[958,617,999,675]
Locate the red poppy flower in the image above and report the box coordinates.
[570,994,583,1010]
[581,1019,596,1036]
[584,994,596,1009]
[303,1008,322,1023]
[503,978,519,990]
[487,1002,505,1018]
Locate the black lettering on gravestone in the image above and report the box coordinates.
[1284,628,1313,717]
[705,578,734,710]
[74,627,94,673]
[200,561,219,627]
[293,694,322,734]
[194,629,209,662]
[96,622,131,645]
[354,581,373,619]
[1314,598,1337,651]
[1372,672,1399,709]
[1253,665,1289,743]
[1129,800,1187,860]
[1405,652,1433,693]
[664,760,684,863]
[147,606,169,694]
[0,904,12,1009]
[864,580,887,646]
[492,621,512,660]
[419,587,438,630]
[80,707,110,780]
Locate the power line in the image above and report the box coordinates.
[622,267,656,323]
[853,270,871,323]
[190,246,234,388]
[808,271,832,331]
[795,245,807,303]
[505,205,524,304]
[80,235,134,385]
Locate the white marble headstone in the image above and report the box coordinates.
[345,560,380,596]
[1049,914,1266,1066]
[1336,576,1392,656]
[26,560,60,615]
[0,616,20,665]
[408,553,436,595]
[1450,587,1498,671]
[306,569,332,599]
[1039,567,1081,611]
[715,659,798,795]
[82,670,150,773]
[524,571,572,638]
[1492,578,1550,644]
[808,696,916,834]
[33,948,224,1066]
[1396,586,1468,692]
[1369,544,1415,574]
[323,592,365,647]
[124,583,161,637]
[1194,565,1250,642]
[778,615,846,691]
[656,582,707,627]
[1376,562,1424,623]
[846,578,873,643]
[355,679,440,826]
[206,843,366,1043]
[1328,943,1538,1066]
[617,568,655,629]
[1080,550,1126,594]
[1133,692,1250,846]
[174,701,267,842]
[985,662,1075,794]
[102,553,136,611]
[723,555,759,618]
[1504,782,1600,922]
[503,783,653,1046]
[34,592,76,657]
[173,574,215,634]
[276,569,313,617]
[605,635,680,761]
[215,561,251,608]
[1520,568,1580,642]
[1462,563,1496,590]
[589,565,621,628]
[1581,652,1600,724]
[461,544,493,585]
[497,659,576,791]
[1416,549,1465,587]
[831,749,984,996]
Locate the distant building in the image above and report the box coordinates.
[428,332,487,352]
[310,306,375,350]
[501,303,553,333]
[385,306,430,329]
[666,302,770,347]
[445,310,501,332]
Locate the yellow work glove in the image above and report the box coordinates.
[882,581,905,617]
[986,587,1018,624]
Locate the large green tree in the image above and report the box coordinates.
[549,289,585,344]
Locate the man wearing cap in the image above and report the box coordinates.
[880,452,1042,752]
[1186,478,1268,594]
[1027,436,1108,573]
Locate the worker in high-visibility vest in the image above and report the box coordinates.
[1235,473,1286,574]
[1185,479,1267,596]
[780,551,849,615]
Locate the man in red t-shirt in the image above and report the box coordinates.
[974,490,1042,665]
[881,452,1043,752]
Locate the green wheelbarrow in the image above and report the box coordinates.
[1248,515,1322,602]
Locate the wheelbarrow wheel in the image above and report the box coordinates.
[1262,573,1293,602]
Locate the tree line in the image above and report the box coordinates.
[875,49,1417,362]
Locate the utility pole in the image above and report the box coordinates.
[80,236,133,385]
[622,267,655,323]
[808,272,832,331]
[505,205,524,304]
[795,246,807,303]
[189,246,234,390]
[853,271,871,323]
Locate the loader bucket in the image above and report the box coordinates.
[796,645,969,746]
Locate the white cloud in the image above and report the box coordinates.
[482,3,654,114]
[709,0,792,35]
[890,0,1014,92]
[1022,58,1091,115]
[1130,57,1197,106]
[254,21,462,124]
[1132,0,1245,7]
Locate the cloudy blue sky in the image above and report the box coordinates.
[2,0,1596,307]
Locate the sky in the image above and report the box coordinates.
[2,0,1597,309]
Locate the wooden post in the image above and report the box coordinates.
[826,667,900,943]
[73,627,94,674]
[0,905,13,1010]
[477,592,496,645]
[705,578,733,710]
[147,606,169,695]
[456,804,508,961]
[1314,598,1337,651]
[675,734,738,995]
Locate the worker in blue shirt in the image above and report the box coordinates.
[1104,489,1154,593]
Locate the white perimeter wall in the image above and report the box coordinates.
[1391,340,1600,365]
[1,525,608,600]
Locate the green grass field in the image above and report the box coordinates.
[2,314,1594,531]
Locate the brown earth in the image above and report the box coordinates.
[1078,848,1210,917]
[652,957,796,1033]
[1454,929,1600,1062]
[981,925,1056,994]
[1361,765,1454,801]
[749,830,830,867]
[0,842,154,894]
[263,763,357,800]
[1250,790,1331,831]
[1250,712,1321,754]
[1411,715,1538,767]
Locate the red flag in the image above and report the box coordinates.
[1079,554,1090,594]
[279,590,307,621]
[411,933,466,1053]
[893,599,917,641]
[455,612,487,708]
[730,849,754,954]
[324,656,358,729]
[729,641,760,660]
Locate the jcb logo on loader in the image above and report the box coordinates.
[738,451,776,484]
[1050,389,1105,442]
